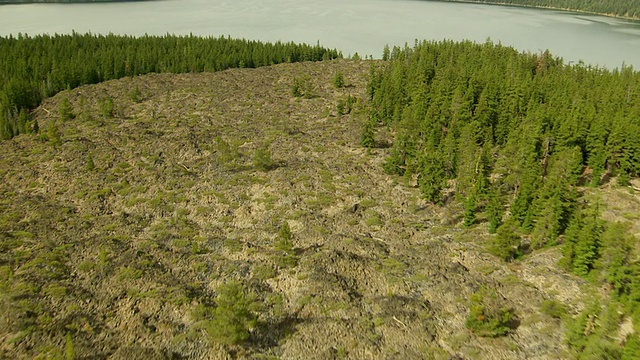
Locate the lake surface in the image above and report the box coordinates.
[1,0,640,69]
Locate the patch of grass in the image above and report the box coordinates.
[420,346,450,360]
[448,331,471,351]
[253,264,277,280]
[42,284,67,297]
[77,261,95,272]
[116,267,143,281]
[359,199,377,209]
[125,196,147,207]
[540,299,568,319]
[379,256,406,276]
[304,192,334,209]
[477,264,497,276]
[224,238,243,252]
[191,261,209,274]
[364,209,383,227]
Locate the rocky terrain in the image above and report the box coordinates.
[1,59,635,359]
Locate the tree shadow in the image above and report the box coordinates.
[249,313,304,350]
[373,140,392,149]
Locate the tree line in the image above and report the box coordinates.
[367,39,640,357]
[0,32,340,139]
[434,0,640,19]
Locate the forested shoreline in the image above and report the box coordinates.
[366,40,640,357]
[433,0,640,19]
[0,33,340,139]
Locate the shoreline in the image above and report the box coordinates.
[429,0,640,21]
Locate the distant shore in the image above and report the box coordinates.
[0,0,153,4]
[431,0,640,20]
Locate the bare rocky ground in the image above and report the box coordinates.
[0,59,620,359]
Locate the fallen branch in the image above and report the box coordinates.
[393,316,407,329]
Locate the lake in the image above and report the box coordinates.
[1,0,640,69]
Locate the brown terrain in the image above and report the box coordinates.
[1,59,638,359]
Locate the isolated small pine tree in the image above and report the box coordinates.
[253,146,275,171]
[47,120,61,146]
[274,221,297,268]
[465,290,516,337]
[86,152,95,171]
[490,220,521,261]
[279,221,292,241]
[59,97,75,122]
[214,136,239,166]
[129,86,142,103]
[337,99,346,116]
[206,281,261,345]
[332,71,345,88]
[99,98,114,118]
[32,118,39,133]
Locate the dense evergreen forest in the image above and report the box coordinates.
[0,33,340,139]
[367,40,640,357]
[435,0,640,18]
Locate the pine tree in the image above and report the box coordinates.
[417,151,446,204]
[86,152,95,171]
[206,281,261,345]
[332,71,345,88]
[490,220,521,261]
[361,118,376,148]
[463,195,476,227]
[561,205,606,277]
[47,120,61,146]
[58,97,74,121]
[486,187,503,234]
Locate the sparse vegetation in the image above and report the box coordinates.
[0,33,340,139]
[540,299,567,319]
[1,39,638,359]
